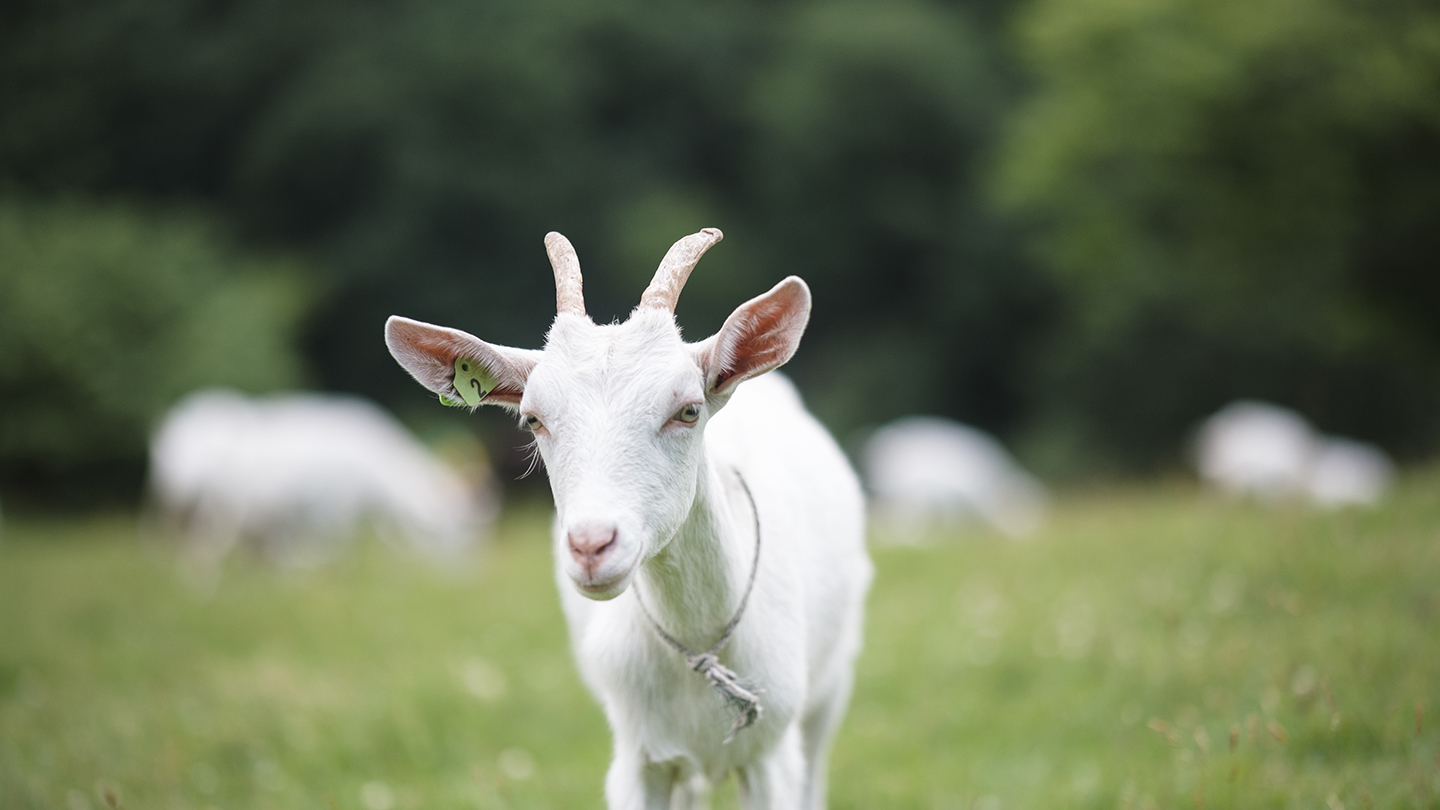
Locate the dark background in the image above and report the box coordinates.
[3,0,1437,507]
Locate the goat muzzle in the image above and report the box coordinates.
[567,521,618,573]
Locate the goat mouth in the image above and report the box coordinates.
[572,553,642,600]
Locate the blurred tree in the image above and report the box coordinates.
[0,200,309,505]
[741,0,1053,434]
[998,0,1440,468]
[0,0,1048,477]
[44,0,1440,479]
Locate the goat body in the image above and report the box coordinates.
[1195,400,1394,507]
[150,389,492,570]
[564,371,869,808]
[864,415,1047,539]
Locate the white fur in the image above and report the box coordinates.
[1197,401,1316,501]
[149,388,495,570]
[387,280,872,809]
[1306,436,1393,508]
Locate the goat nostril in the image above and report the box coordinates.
[567,524,618,564]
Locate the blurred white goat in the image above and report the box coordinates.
[1195,400,1393,507]
[1305,436,1394,508]
[863,416,1048,540]
[386,229,871,809]
[150,389,495,571]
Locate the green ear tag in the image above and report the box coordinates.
[452,356,497,406]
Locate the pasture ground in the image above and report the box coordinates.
[2,473,1439,809]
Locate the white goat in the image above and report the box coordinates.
[150,389,493,570]
[1195,400,1394,507]
[385,229,872,809]
[1196,401,1316,501]
[863,415,1047,540]
[1305,436,1393,508]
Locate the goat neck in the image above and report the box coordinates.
[635,452,756,644]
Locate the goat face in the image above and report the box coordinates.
[384,229,811,600]
[524,310,709,599]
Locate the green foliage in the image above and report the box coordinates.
[0,0,1049,450]
[742,0,1052,433]
[0,199,309,502]
[4,0,1440,474]
[4,478,1440,807]
[998,0,1440,467]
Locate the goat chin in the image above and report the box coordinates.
[570,558,642,601]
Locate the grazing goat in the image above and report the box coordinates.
[385,229,872,809]
[863,415,1048,540]
[1195,400,1394,507]
[1306,436,1393,508]
[150,389,494,572]
[1196,401,1316,502]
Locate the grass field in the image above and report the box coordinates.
[3,473,1439,810]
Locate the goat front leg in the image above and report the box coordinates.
[736,724,806,810]
[605,748,678,810]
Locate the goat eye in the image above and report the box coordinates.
[675,404,701,424]
[524,414,543,431]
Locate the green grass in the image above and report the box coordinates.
[3,474,1439,809]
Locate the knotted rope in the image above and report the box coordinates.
[633,471,763,744]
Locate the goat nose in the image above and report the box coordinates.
[568,522,618,569]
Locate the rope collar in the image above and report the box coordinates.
[633,470,763,743]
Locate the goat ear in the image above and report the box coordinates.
[385,316,541,409]
[699,276,811,396]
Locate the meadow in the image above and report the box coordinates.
[2,473,1438,810]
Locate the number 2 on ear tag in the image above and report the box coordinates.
[453,356,496,406]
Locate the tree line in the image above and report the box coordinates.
[2,0,1437,503]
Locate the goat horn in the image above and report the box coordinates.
[638,228,723,312]
[545,232,586,317]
